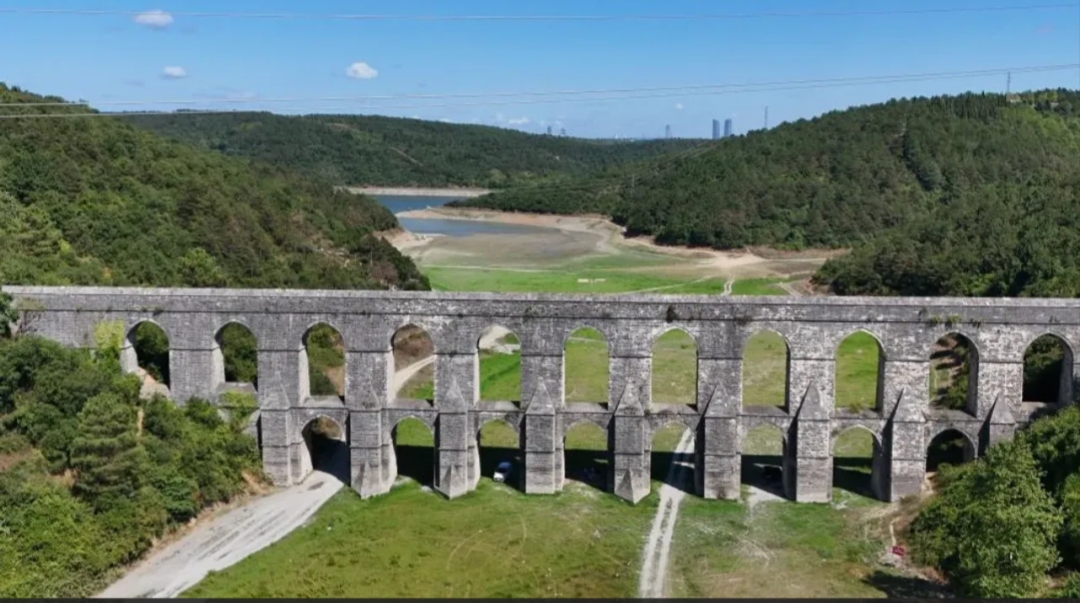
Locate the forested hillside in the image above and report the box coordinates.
[0,84,432,597]
[0,84,428,291]
[457,90,1080,297]
[129,111,701,189]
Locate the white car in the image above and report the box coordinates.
[493,461,512,483]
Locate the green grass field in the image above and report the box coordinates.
[425,266,729,295]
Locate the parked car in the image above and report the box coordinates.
[493,461,513,483]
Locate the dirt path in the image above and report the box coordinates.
[638,429,695,598]
[96,471,344,599]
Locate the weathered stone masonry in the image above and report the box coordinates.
[4,286,1078,505]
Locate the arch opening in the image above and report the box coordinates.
[477,325,521,404]
[213,323,258,393]
[123,322,171,398]
[742,331,790,410]
[477,419,522,490]
[392,325,434,404]
[835,332,884,414]
[300,416,350,483]
[563,421,610,492]
[650,423,695,495]
[564,327,609,405]
[651,329,697,406]
[926,429,976,474]
[929,333,978,415]
[1023,334,1073,407]
[831,427,882,499]
[741,424,788,499]
[392,417,435,487]
[301,323,346,403]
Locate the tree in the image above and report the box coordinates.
[177,247,227,287]
[0,293,16,338]
[69,392,146,507]
[911,441,1063,597]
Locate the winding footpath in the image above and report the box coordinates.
[636,276,735,598]
[637,430,696,598]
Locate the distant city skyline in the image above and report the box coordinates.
[724,118,734,138]
[712,119,721,140]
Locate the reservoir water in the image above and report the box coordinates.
[376,195,548,237]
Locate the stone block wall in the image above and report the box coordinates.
[4,286,1078,505]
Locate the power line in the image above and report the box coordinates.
[1,63,1075,115]
[0,3,1075,22]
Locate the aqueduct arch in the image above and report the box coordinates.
[5,285,1078,505]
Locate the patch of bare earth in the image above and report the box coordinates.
[392,207,840,282]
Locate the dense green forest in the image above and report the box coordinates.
[0,313,262,596]
[129,111,701,189]
[457,90,1080,297]
[0,84,428,291]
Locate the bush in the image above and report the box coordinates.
[1056,573,1080,598]
[0,334,263,597]
[1063,474,1080,569]
[911,441,1063,597]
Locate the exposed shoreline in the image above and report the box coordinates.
[390,206,839,279]
[344,186,491,198]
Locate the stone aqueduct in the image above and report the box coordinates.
[4,286,1078,505]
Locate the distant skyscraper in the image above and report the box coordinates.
[665,125,672,139]
[547,125,553,136]
[724,118,734,138]
[560,127,566,137]
[712,119,720,140]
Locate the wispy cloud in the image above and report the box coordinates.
[507,117,530,125]
[134,9,174,29]
[674,103,684,110]
[161,66,188,80]
[346,62,379,80]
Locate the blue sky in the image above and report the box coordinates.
[1,0,1078,138]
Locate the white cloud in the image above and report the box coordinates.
[675,103,684,110]
[507,117,530,125]
[345,62,379,80]
[134,10,174,29]
[161,66,188,79]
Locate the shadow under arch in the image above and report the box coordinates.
[831,426,883,499]
[391,324,435,404]
[649,422,695,495]
[392,416,436,487]
[926,428,977,473]
[476,418,522,490]
[651,327,698,406]
[834,330,885,414]
[300,416,350,484]
[122,321,172,395]
[741,329,790,410]
[741,423,789,499]
[929,332,979,415]
[301,322,346,404]
[564,326,610,405]
[563,420,610,492]
[1022,333,1074,406]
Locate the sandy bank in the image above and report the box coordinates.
[393,207,838,277]
[345,186,490,198]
